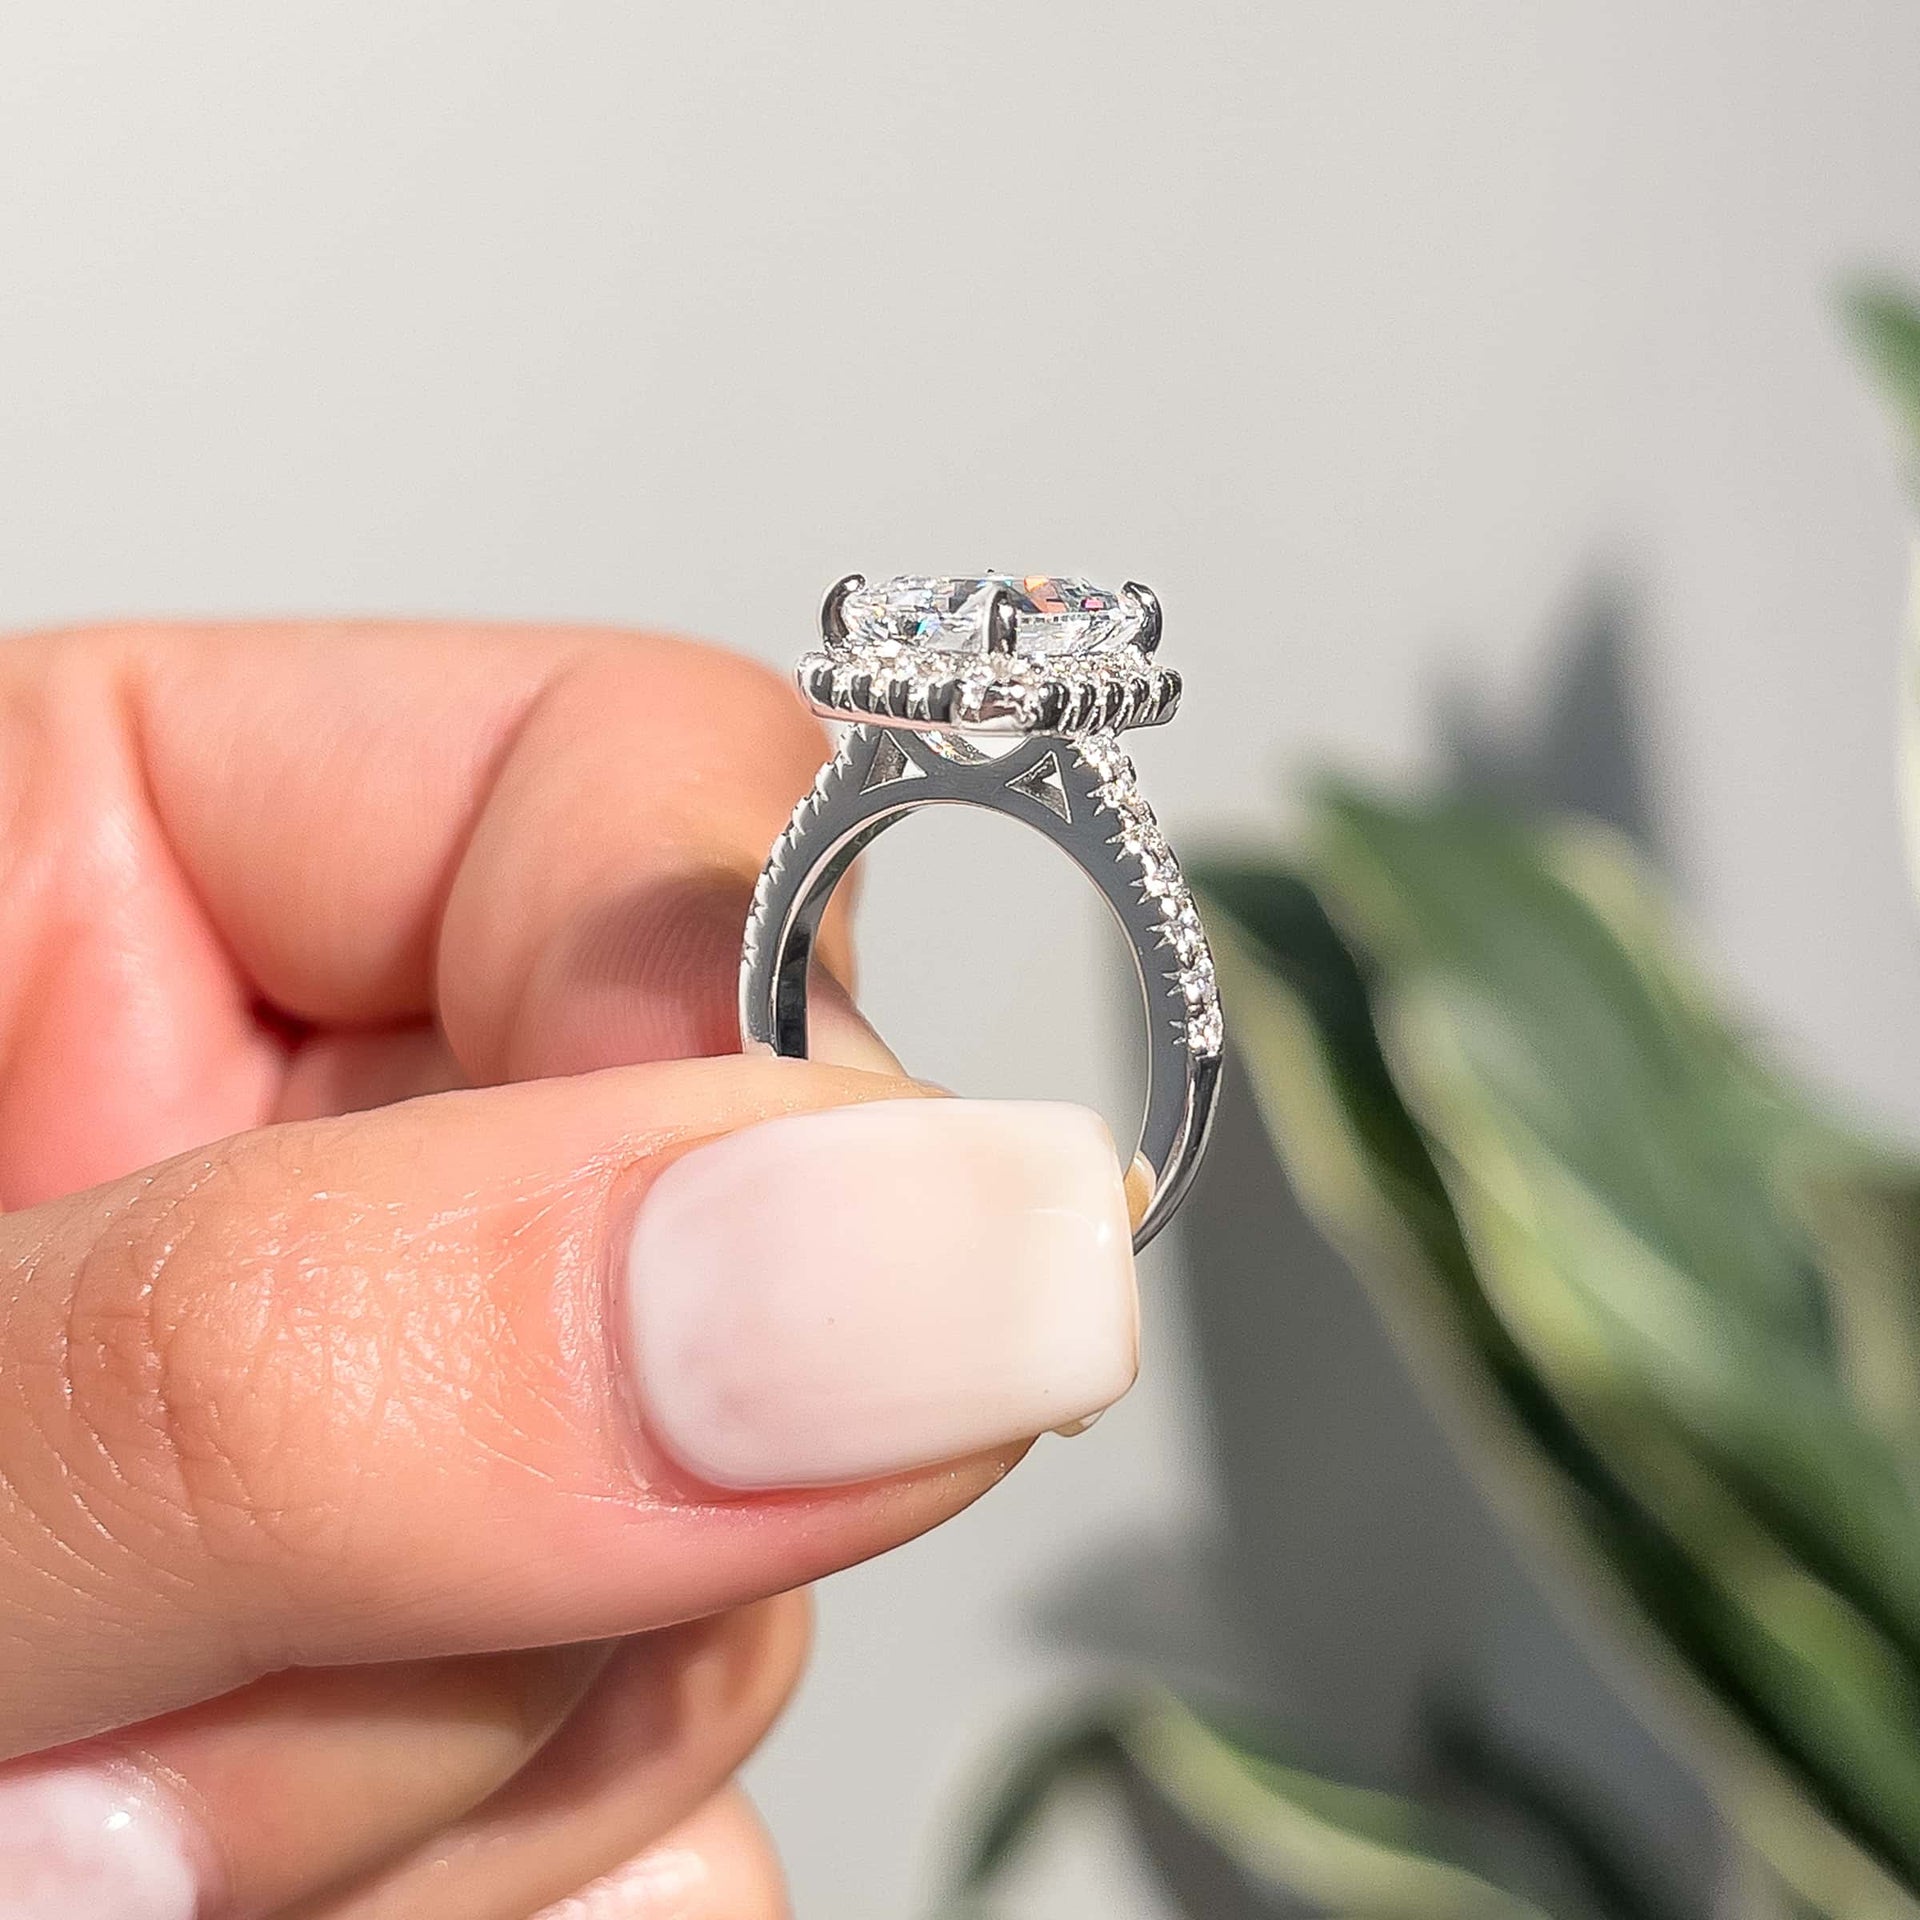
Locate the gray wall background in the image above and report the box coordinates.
[5,6,1920,1914]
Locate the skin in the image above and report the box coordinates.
[0,620,1002,1916]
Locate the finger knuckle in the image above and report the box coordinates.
[62,1133,376,1584]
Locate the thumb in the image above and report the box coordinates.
[0,1058,1136,1754]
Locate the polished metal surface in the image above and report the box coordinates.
[1122,580,1162,655]
[982,581,1020,660]
[740,721,1221,1252]
[819,572,864,647]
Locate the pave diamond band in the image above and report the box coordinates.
[741,574,1222,1252]
[1078,731,1224,1060]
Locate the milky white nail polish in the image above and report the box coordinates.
[622,1099,1139,1490]
[0,1765,201,1920]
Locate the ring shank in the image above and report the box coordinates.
[739,725,1220,1253]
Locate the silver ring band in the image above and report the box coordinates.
[739,722,1221,1252]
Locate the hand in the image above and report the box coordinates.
[0,622,1139,1918]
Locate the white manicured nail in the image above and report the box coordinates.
[0,1765,201,1920]
[623,1099,1138,1489]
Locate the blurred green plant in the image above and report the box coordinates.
[935,292,1920,1919]
[945,1688,1559,1919]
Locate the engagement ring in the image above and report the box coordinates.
[740,574,1222,1250]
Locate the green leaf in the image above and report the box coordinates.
[941,1692,1557,1918]
[1311,792,1920,1642]
[1194,811,1920,1914]
[1388,974,1920,1879]
[1843,287,1920,919]
[1308,789,1824,1349]
[1124,1697,1551,1917]
[1846,283,1920,456]
[1787,1154,1920,1466]
[950,1719,1122,1892]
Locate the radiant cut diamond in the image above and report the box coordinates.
[800,575,1178,736]
[841,575,1143,659]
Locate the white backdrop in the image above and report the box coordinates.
[5,7,1920,1914]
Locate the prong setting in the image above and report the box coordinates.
[1122,581,1162,656]
[819,573,865,647]
[983,583,1020,662]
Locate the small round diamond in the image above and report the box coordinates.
[1171,922,1208,963]
[840,575,1143,659]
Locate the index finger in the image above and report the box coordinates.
[0,621,855,1201]
[122,620,848,1075]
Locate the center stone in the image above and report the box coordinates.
[841,574,1143,659]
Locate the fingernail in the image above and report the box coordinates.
[623,1099,1139,1489]
[0,1764,202,1920]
